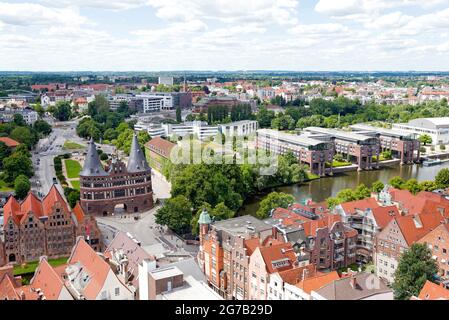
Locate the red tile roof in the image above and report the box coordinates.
[418,281,449,300]
[371,206,400,229]
[73,202,85,223]
[295,271,340,294]
[68,238,111,300]
[340,198,380,215]
[395,212,444,245]
[42,185,70,216]
[145,137,176,158]
[259,242,297,274]
[3,186,70,227]
[278,264,317,285]
[0,137,20,148]
[31,258,66,300]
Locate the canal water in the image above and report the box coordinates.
[239,162,449,216]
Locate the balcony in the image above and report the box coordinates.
[335,247,345,254]
[334,238,345,245]
[348,252,356,258]
[335,255,344,262]
[349,243,356,249]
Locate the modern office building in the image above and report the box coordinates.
[350,124,420,164]
[162,121,219,141]
[303,127,380,171]
[256,129,334,176]
[219,120,258,137]
[392,117,449,145]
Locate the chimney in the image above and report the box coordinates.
[20,291,26,300]
[302,268,309,281]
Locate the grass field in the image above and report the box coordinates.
[0,179,13,192]
[13,256,68,276]
[70,180,80,190]
[65,159,82,179]
[63,140,85,150]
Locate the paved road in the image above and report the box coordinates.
[97,207,198,256]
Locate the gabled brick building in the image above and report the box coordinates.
[1,186,102,265]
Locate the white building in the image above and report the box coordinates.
[218,120,258,137]
[158,76,174,86]
[162,121,218,141]
[136,94,173,112]
[393,117,449,145]
[134,123,166,138]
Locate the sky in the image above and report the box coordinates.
[1,0,449,71]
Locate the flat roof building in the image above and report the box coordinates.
[350,124,420,164]
[256,129,334,176]
[393,117,449,145]
[303,127,380,171]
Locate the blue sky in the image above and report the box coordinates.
[0,0,449,71]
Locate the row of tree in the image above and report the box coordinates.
[155,152,308,235]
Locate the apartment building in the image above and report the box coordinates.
[418,224,449,283]
[350,124,420,164]
[266,264,316,300]
[374,212,443,284]
[248,242,297,300]
[267,203,358,271]
[303,127,381,171]
[197,212,272,300]
[284,271,340,300]
[334,197,400,263]
[256,129,334,176]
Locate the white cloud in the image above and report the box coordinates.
[0,2,88,27]
[39,0,151,10]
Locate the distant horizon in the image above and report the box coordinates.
[2,70,449,74]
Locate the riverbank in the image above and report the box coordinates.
[238,161,449,216]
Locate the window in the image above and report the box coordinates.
[115,288,120,296]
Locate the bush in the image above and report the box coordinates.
[420,146,426,154]
[440,144,446,151]
[100,153,108,161]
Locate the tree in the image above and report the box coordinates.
[392,243,438,300]
[256,192,295,219]
[327,197,340,209]
[381,150,392,160]
[256,106,275,128]
[271,114,295,131]
[419,180,437,192]
[336,189,357,202]
[10,127,36,149]
[52,101,72,121]
[176,106,182,123]
[33,119,52,135]
[13,114,27,127]
[435,168,449,189]
[0,141,11,170]
[33,104,45,118]
[3,149,34,182]
[372,181,385,193]
[389,176,405,189]
[14,174,30,199]
[403,178,422,195]
[354,184,371,200]
[419,134,432,146]
[155,195,193,234]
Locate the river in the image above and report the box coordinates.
[239,162,449,216]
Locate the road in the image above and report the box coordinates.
[31,118,83,196]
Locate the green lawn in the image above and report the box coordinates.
[372,155,392,162]
[63,140,85,150]
[0,179,13,192]
[326,160,352,168]
[70,180,80,190]
[65,159,82,179]
[13,256,68,276]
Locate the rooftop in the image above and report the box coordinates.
[212,215,272,236]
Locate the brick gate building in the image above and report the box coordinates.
[79,135,154,216]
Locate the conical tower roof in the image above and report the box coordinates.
[80,138,108,177]
[127,133,150,173]
[198,209,212,225]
